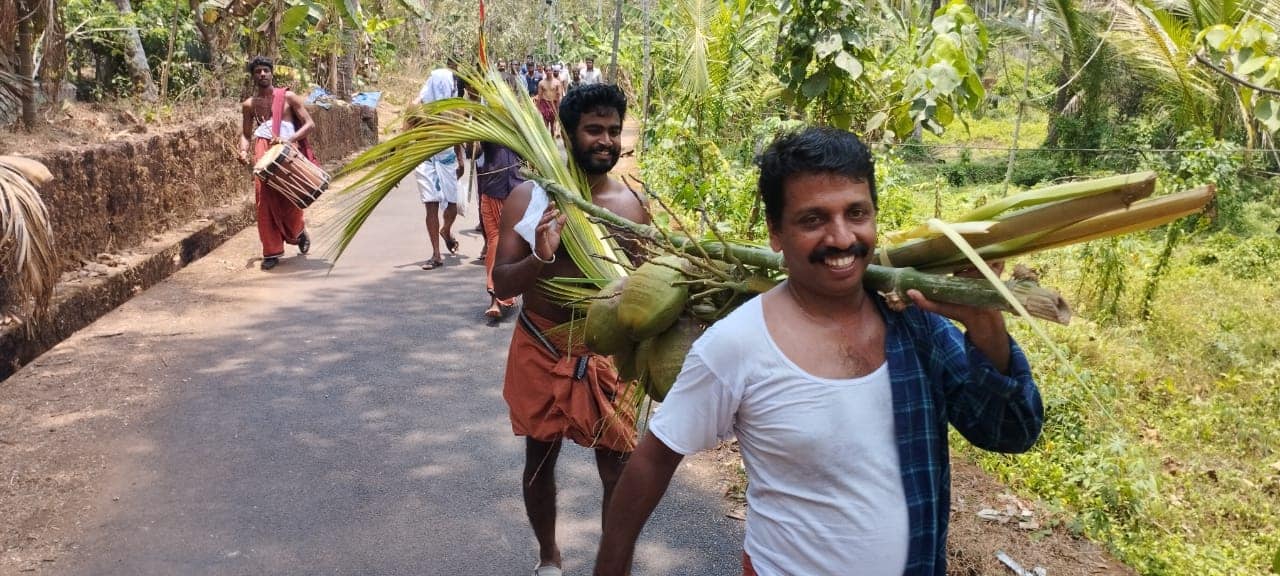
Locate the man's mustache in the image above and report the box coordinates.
[809,242,870,263]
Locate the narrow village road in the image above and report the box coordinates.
[3,160,744,575]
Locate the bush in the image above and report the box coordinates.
[927,150,1065,188]
[1218,235,1280,279]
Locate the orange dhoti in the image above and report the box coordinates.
[503,310,637,453]
[253,137,306,258]
[480,195,515,306]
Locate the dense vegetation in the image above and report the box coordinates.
[4,0,1280,572]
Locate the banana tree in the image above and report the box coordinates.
[201,0,425,97]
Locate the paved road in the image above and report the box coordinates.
[40,176,744,575]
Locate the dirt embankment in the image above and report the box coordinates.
[0,102,377,380]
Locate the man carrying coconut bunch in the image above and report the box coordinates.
[493,84,648,576]
[593,127,1045,576]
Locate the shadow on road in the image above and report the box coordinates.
[55,224,744,575]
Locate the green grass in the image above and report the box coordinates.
[921,108,1051,160]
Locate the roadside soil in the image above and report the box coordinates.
[3,75,1134,575]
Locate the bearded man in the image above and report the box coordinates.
[492,84,647,576]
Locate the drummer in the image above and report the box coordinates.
[238,55,316,271]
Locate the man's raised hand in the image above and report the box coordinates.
[534,206,566,262]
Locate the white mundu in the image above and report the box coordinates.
[648,295,909,576]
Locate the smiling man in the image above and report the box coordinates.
[493,84,648,576]
[593,127,1045,576]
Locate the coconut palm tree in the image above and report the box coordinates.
[1105,0,1280,144]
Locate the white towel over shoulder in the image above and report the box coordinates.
[513,182,549,252]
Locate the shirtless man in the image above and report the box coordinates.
[492,84,647,576]
[238,56,316,270]
[536,67,564,138]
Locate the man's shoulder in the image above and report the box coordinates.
[597,178,644,213]
[506,180,537,203]
[690,296,765,366]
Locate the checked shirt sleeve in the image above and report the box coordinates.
[925,313,1045,453]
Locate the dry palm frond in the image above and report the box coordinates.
[330,68,626,284]
[0,156,58,311]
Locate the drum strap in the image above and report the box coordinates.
[271,87,317,163]
[270,87,286,138]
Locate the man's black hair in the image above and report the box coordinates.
[246,55,273,74]
[757,126,877,227]
[558,84,627,137]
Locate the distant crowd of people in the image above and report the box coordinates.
[494,55,605,138]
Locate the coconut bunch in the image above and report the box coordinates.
[0,155,58,315]
[573,254,775,402]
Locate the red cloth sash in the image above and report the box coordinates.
[271,87,316,162]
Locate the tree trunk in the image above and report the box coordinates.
[188,0,224,96]
[608,0,623,83]
[1045,52,1072,147]
[327,20,343,95]
[337,29,355,98]
[18,8,36,129]
[159,0,181,99]
[264,0,283,61]
[638,0,651,157]
[113,0,158,101]
[417,18,431,60]
[37,0,68,106]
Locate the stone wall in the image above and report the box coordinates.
[1,102,377,379]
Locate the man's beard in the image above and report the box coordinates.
[571,139,619,175]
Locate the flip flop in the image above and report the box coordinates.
[444,235,460,254]
[421,259,444,270]
[532,566,563,576]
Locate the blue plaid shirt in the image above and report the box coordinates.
[875,292,1044,575]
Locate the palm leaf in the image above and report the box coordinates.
[1039,0,1097,65]
[330,68,627,285]
[1108,1,1216,124]
[669,0,716,97]
[1259,0,1280,30]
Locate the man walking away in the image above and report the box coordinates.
[413,56,464,270]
